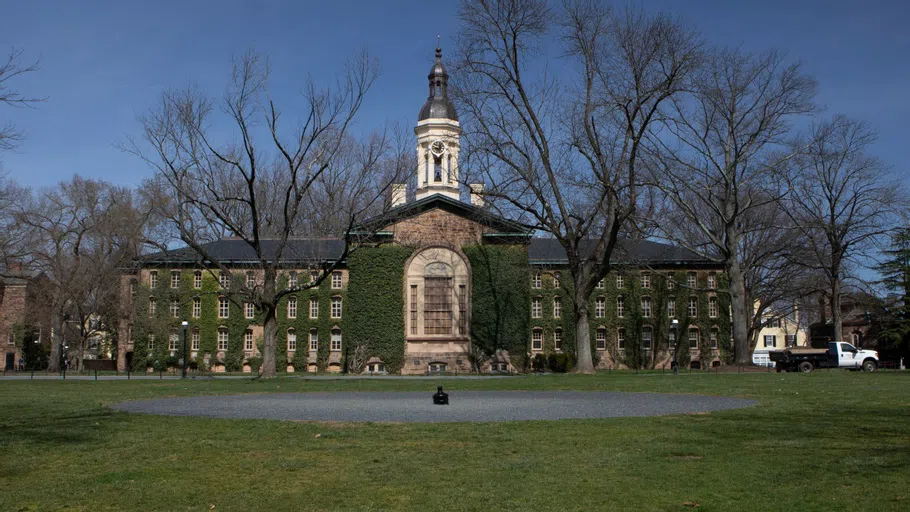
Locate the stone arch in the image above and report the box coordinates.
[403,245,471,340]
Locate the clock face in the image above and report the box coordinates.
[430,140,446,157]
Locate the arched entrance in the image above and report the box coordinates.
[402,246,471,373]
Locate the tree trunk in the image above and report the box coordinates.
[831,277,843,342]
[117,325,128,372]
[573,293,595,374]
[48,312,62,373]
[260,304,278,378]
[728,259,751,365]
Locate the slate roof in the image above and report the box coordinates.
[140,238,345,265]
[528,237,716,266]
[0,269,43,285]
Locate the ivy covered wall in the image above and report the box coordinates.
[345,245,414,374]
[464,245,531,370]
[528,268,732,370]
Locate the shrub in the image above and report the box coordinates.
[548,353,572,373]
[532,353,548,372]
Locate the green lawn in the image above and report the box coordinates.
[1,372,908,511]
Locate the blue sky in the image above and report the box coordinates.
[1,0,908,190]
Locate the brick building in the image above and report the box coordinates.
[1,267,49,371]
[118,46,728,374]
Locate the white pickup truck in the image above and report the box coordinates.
[769,341,879,373]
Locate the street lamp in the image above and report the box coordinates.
[181,321,189,379]
[671,319,679,375]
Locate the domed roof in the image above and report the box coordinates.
[418,46,458,121]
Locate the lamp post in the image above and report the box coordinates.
[671,319,679,375]
[181,321,189,379]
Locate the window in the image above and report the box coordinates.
[764,335,776,348]
[708,297,718,318]
[641,297,652,318]
[330,297,342,319]
[217,328,228,350]
[148,297,157,316]
[287,296,297,319]
[554,329,562,351]
[618,329,626,350]
[666,274,675,290]
[310,297,319,319]
[531,298,542,318]
[689,329,699,348]
[169,332,178,351]
[219,272,229,289]
[616,274,624,289]
[597,278,605,289]
[688,297,698,317]
[710,330,718,349]
[191,330,199,351]
[129,279,137,296]
[458,284,467,335]
[330,329,342,351]
[531,330,542,351]
[309,329,318,351]
[193,271,202,289]
[669,330,676,348]
[553,297,561,319]
[596,329,606,350]
[310,270,319,284]
[532,272,542,289]
[128,325,133,343]
[687,272,697,289]
[668,298,676,318]
[287,329,297,351]
[288,272,298,289]
[149,271,158,289]
[246,271,255,288]
[642,328,652,350]
[553,272,560,288]
[766,317,782,328]
[192,297,201,318]
[148,334,155,350]
[707,272,716,289]
[641,273,650,289]
[424,275,451,334]
[244,330,254,351]
[331,271,343,289]
[785,334,797,347]
[171,271,180,289]
[615,296,623,318]
[245,302,255,319]
[218,297,229,319]
[595,297,605,318]
[409,285,417,335]
[170,299,180,318]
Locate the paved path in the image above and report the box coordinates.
[113,391,757,423]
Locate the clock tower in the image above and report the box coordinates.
[415,45,462,201]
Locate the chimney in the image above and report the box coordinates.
[469,183,485,207]
[391,184,407,207]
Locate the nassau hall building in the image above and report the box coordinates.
[118,48,730,375]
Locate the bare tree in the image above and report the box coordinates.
[454,0,700,373]
[126,50,403,378]
[19,177,144,372]
[0,48,45,151]
[647,48,816,365]
[786,115,903,342]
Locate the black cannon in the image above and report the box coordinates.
[433,386,449,405]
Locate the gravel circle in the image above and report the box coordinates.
[113,391,756,423]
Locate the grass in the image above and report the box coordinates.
[0,371,908,511]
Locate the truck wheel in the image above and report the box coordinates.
[862,359,877,372]
[798,361,814,373]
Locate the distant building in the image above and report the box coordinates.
[0,265,50,371]
[752,303,808,367]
